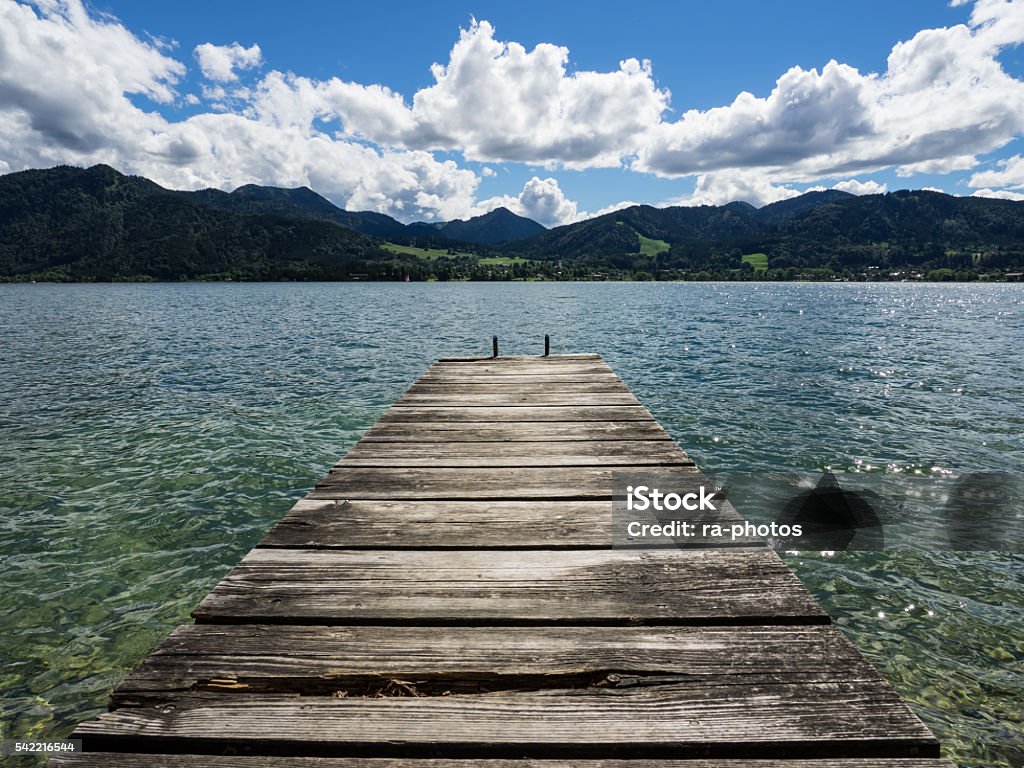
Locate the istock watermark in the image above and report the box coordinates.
[625,483,719,513]
[613,470,767,549]
[613,469,1022,551]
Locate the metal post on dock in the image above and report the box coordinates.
[492,335,499,358]
[544,334,550,356]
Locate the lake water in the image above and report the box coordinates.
[1,281,1021,767]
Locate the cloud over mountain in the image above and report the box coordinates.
[474,176,580,227]
[2,0,1024,222]
[635,0,1024,192]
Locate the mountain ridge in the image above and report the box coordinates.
[0,165,413,280]
[181,182,413,240]
[2,164,1023,280]
[439,206,547,245]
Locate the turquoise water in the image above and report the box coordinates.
[0,282,1021,767]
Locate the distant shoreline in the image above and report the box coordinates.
[5,166,1024,289]
[3,275,1022,285]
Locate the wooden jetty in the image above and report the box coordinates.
[53,352,954,767]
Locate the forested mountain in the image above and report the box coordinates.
[0,165,414,280]
[513,203,764,261]
[182,183,411,239]
[507,189,1024,276]
[439,207,547,245]
[752,190,1024,271]
[184,182,558,248]
[2,164,1023,281]
[752,189,855,224]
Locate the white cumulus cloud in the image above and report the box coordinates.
[971,187,1024,200]
[669,172,802,208]
[403,20,669,167]
[4,1,1024,219]
[246,5,1024,201]
[833,178,888,195]
[638,60,876,178]
[0,0,181,162]
[586,199,641,219]
[968,153,1024,189]
[194,41,262,82]
[474,176,578,227]
[242,19,670,168]
[472,176,639,226]
[635,0,1024,190]
[0,0,483,222]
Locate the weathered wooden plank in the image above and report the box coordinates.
[344,442,688,460]
[112,624,880,699]
[259,499,613,548]
[395,392,642,406]
[425,364,616,376]
[433,356,606,365]
[49,756,959,768]
[310,466,697,499]
[142,623,857,663]
[259,498,756,549]
[360,421,673,442]
[191,548,828,625]
[407,382,632,393]
[438,354,602,362]
[333,456,682,468]
[334,440,692,467]
[422,355,620,385]
[417,373,624,384]
[73,681,938,758]
[379,406,654,422]
[431,362,614,372]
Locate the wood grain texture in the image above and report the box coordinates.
[424,366,617,378]
[379,405,655,422]
[113,624,881,699]
[406,381,632,393]
[191,548,828,625]
[258,498,757,549]
[433,358,609,368]
[438,354,603,362]
[310,465,700,500]
[417,373,625,384]
[74,682,938,758]
[334,440,692,467]
[260,499,615,549]
[360,420,673,442]
[395,392,642,406]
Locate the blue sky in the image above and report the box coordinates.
[3,0,1024,225]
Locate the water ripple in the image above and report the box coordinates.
[0,282,1021,766]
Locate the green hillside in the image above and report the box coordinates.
[741,253,768,271]
[638,233,670,256]
[504,190,1024,278]
[0,165,411,281]
[3,165,1024,282]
